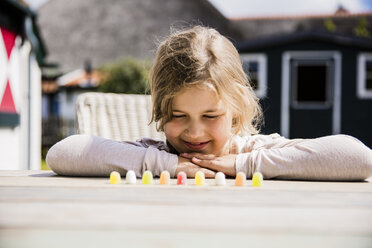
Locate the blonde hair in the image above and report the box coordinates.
[149,26,262,135]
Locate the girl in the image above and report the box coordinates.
[46,26,372,181]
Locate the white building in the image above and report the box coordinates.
[0,0,46,170]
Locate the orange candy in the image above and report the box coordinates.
[160,171,170,185]
[235,172,246,186]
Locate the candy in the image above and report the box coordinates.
[215,172,226,186]
[177,171,187,185]
[252,172,263,187]
[195,171,205,186]
[110,171,121,184]
[125,170,137,184]
[235,172,246,186]
[160,171,170,185]
[142,170,153,185]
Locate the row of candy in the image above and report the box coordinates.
[110,170,263,187]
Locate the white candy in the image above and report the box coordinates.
[126,170,137,184]
[215,172,226,186]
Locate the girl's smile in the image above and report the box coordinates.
[183,140,210,150]
[164,85,233,156]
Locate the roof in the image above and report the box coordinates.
[0,0,47,64]
[237,31,372,51]
[230,11,372,21]
[36,0,372,73]
[231,12,372,43]
[38,0,240,73]
[57,69,102,88]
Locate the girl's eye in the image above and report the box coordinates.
[204,115,218,119]
[172,115,186,119]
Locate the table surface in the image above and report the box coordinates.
[0,170,371,248]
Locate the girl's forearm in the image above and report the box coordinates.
[46,135,178,177]
[236,135,372,181]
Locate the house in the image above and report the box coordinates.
[0,0,46,169]
[57,66,101,122]
[42,62,102,148]
[237,31,372,147]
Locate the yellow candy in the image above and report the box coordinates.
[235,172,246,186]
[110,171,121,184]
[195,171,205,186]
[160,171,170,185]
[252,172,263,187]
[142,170,153,185]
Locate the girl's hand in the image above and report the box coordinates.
[180,153,237,177]
[177,156,216,178]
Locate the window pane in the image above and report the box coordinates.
[296,65,327,102]
[242,60,258,90]
[366,60,372,90]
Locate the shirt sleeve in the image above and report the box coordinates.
[46,134,178,177]
[235,134,372,181]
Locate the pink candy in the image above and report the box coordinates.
[177,171,187,185]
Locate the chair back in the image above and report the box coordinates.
[75,92,165,141]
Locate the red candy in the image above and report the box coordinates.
[177,171,187,185]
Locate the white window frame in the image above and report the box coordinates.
[281,51,341,138]
[240,54,267,98]
[357,53,372,99]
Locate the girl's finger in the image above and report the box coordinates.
[181,153,215,160]
[184,166,215,178]
[192,157,220,171]
[200,168,216,178]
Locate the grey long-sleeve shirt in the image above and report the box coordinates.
[46,133,372,181]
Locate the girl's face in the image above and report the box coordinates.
[164,85,233,156]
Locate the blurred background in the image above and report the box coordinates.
[1,0,372,170]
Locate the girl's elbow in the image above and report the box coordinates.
[45,140,63,175]
[341,135,372,179]
[362,149,372,179]
[46,134,93,175]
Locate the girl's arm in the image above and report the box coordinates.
[183,134,372,181]
[236,134,372,181]
[46,134,178,177]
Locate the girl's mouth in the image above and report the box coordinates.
[184,141,210,150]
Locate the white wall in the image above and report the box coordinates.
[29,53,41,170]
[0,35,41,170]
[0,127,21,169]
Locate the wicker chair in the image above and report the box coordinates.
[75,92,165,142]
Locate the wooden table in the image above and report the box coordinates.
[0,170,371,248]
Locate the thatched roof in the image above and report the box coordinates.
[37,0,372,73]
[38,0,240,72]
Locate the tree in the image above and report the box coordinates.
[98,57,150,94]
[354,17,370,37]
[324,19,336,32]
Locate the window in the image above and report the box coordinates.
[291,59,333,107]
[357,53,372,99]
[240,54,267,98]
[296,65,327,102]
[281,51,341,138]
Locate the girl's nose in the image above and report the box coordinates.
[185,120,204,139]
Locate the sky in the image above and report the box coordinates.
[209,0,372,18]
[25,0,372,18]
